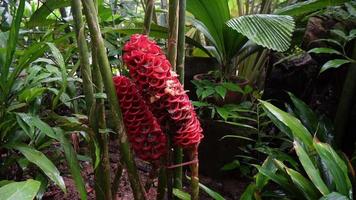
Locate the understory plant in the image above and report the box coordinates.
[241,93,354,200]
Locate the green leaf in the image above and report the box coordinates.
[331,30,348,40]
[226,15,295,52]
[239,183,257,200]
[274,0,349,16]
[47,43,67,109]
[216,107,230,121]
[256,156,278,190]
[173,188,191,200]
[55,128,87,200]
[192,101,210,107]
[254,164,297,194]
[201,88,215,99]
[313,139,352,197]
[18,87,46,103]
[288,92,318,133]
[319,192,349,200]
[285,168,320,200]
[221,160,240,171]
[0,179,41,200]
[294,141,330,196]
[320,59,350,74]
[260,100,313,150]
[1,0,25,81]
[308,48,342,55]
[13,145,66,192]
[215,85,227,99]
[28,0,71,27]
[222,82,244,93]
[199,181,225,200]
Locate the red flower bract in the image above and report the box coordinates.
[123,34,203,148]
[113,76,166,161]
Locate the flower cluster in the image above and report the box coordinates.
[123,34,203,148]
[113,76,166,161]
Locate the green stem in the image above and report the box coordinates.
[334,42,356,147]
[112,162,123,198]
[92,48,113,200]
[81,1,146,199]
[143,0,155,35]
[173,0,186,192]
[167,0,179,71]
[157,166,167,200]
[71,1,112,199]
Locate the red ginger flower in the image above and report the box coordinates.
[113,76,166,161]
[123,34,203,148]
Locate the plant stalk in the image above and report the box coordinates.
[167,0,179,71]
[173,0,186,193]
[143,0,155,35]
[92,48,113,200]
[81,1,146,199]
[71,1,112,199]
[189,146,199,200]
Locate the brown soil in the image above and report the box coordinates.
[42,140,248,200]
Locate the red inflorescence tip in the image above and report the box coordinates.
[123,34,203,149]
[113,76,167,161]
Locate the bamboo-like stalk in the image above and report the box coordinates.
[91,49,113,200]
[71,1,112,199]
[81,1,147,199]
[174,0,186,193]
[189,146,199,200]
[157,166,167,200]
[167,0,179,71]
[143,0,155,35]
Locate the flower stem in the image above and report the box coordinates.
[81,1,146,199]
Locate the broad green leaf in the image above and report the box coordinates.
[216,107,230,121]
[55,128,87,200]
[1,0,25,81]
[345,3,356,17]
[215,85,227,99]
[16,113,58,140]
[221,160,240,171]
[222,82,244,93]
[201,88,215,99]
[260,100,313,150]
[13,145,66,192]
[199,181,225,200]
[47,43,67,109]
[0,179,40,200]
[256,156,277,190]
[28,0,71,27]
[294,141,330,196]
[254,164,297,195]
[192,101,210,107]
[239,183,257,200]
[185,176,226,200]
[18,87,46,103]
[308,48,342,55]
[288,92,318,133]
[331,30,348,40]
[274,0,349,16]
[227,14,295,52]
[319,192,349,200]
[285,168,320,200]
[314,139,352,197]
[173,188,191,200]
[320,59,350,74]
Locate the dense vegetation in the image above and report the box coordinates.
[0,0,355,200]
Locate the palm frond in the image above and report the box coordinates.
[226,14,295,52]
